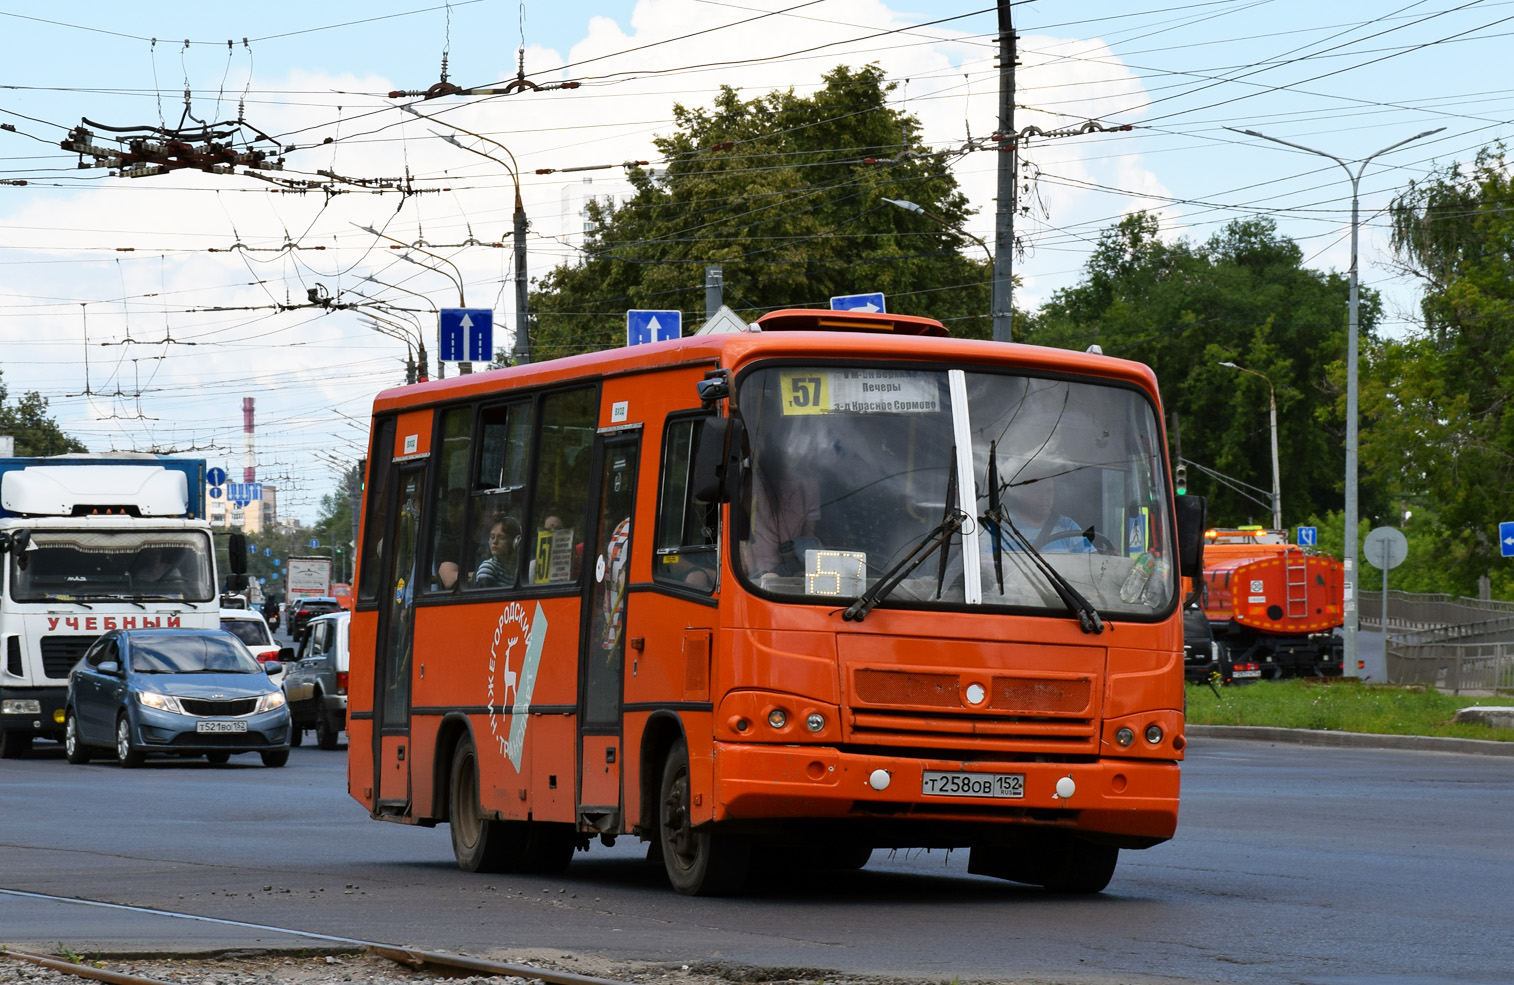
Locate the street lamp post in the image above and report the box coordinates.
[357,224,473,374]
[405,104,532,366]
[1220,361,1281,531]
[1231,125,1445,678]
[362,274,441,378]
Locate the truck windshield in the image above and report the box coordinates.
[10,529,215,603]
[734,364,1174,619]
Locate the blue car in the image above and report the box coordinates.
[64,628,291,768]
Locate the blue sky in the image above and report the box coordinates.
[2,1,1509,519]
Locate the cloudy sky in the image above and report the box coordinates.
[1,0,1507,520]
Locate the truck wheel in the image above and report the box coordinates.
[0,729,33,759]
[289,725,303,747]
[658,738,750,895]
[64,713,89,765]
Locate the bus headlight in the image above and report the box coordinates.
[1115,727,1135,747]
[806,712,825,733]
[767,708,787,729]
[1145,724,1164,744]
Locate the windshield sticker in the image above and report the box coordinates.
[780,369,939,416]
[486,600,549,773]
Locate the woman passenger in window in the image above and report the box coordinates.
[472,514,521,588]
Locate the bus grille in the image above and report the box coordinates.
[180,697,258,717]
[40,636,95,679]
[847,668,1097,753]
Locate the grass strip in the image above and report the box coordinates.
[1184,678,1514,741]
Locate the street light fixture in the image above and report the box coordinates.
[883,197,995,265]
[1229,125,1444,678]
[1219,361,1281,531]
[360,311,429,384]
[404,104,532,366]
[356,223,473,374]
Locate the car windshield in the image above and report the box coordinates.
[10,529,215,603]
[734,364,1174,619]
[220,618,272,647]
[130,634,262,674]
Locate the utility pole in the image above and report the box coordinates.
[705,266,723,319]
[513,203,531,365]
[992,0,1016,343]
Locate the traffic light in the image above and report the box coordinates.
[1175,463,1188,496]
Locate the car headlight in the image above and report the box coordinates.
[137,691,185,715]
[255,690,287,714]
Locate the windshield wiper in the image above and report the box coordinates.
[34,595,94,608]
[845,447,966,622]
[983,506,1105,635]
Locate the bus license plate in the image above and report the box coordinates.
[921,770,1024,799]
[196,720,247,733]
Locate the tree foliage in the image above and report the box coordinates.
[1368,146,1514,595]
[529,65,994,358]
[1026,213,1381,529]
[0,369,86,456]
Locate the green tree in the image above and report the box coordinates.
[0,369,86,456]
[1369,145,1514,596]
[1027,213,1381,530]
[529,64,994,358]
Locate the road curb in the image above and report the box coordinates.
[1186,724,1514,756]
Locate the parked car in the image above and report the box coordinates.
[64,628,291,768]
[282,611,349,750]
[218,609,287,684]
[289,596,342,640]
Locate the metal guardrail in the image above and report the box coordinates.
[1358,590,1514,692]
[1384,641,1514,694]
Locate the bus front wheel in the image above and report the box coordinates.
[657,738,750,895]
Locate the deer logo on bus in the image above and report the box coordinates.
[486,600,549,771]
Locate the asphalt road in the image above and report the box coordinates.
[3,735,1511,985]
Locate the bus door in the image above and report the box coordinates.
[373,464,426,812]
[578,429,640,832]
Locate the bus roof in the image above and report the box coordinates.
[370,323,1160,415]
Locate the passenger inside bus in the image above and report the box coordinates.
[472,514,520,588]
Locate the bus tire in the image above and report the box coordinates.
[0,729,34,759]
[970,832,1118,894]
[450,736,510,872]
[657,738,750,896]
[64,713,89,765]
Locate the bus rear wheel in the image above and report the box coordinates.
[658,738,750,895]
[969,831,1118,894]
[449,736,573,873]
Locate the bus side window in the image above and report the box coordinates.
[654,415,718,592]
[357,417,397,603]
[469,401,533,589]
[527,387,596,585]
[429,407,474,593]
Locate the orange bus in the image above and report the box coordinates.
[347,308,1205,896]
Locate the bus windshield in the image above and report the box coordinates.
[9,529,215,603]
[735,364,1174,619]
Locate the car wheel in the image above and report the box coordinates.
[315,700,339,750]
[658,737,750,895]
[64,712,90,765]
[289,725,303,747]
[0,729,34,759]
[115,715,144,768]
[261,749,289,768]
[205,751,231,765]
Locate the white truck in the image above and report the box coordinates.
[0,454,225,756]
[285,555,333,600]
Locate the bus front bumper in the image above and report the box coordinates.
[712,742,1179,845]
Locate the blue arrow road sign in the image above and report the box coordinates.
[439,308,494,362]
[1501,521,1514,558]
[206,467,226,486]
[626,309,681,346]
[1297,525,1318,547]
[830,292,886,313]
